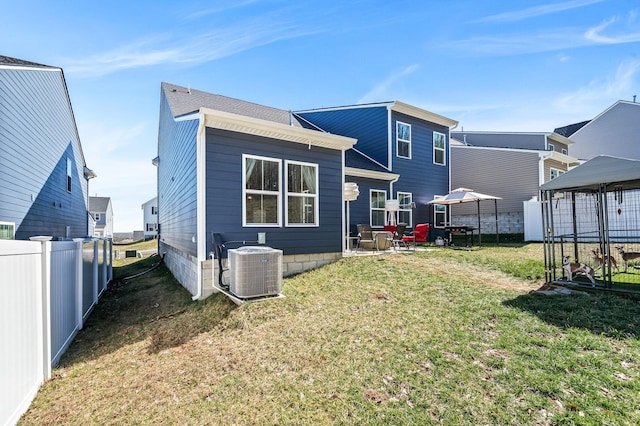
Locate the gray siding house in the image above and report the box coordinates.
[156,83,356,299]
[450,131,579,235]
[555,100,640,161]
[89,196,113,238]
[0,55,95,240]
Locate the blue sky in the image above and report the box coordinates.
[3,0,640,232]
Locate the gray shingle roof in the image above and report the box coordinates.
[0,55,52,68]
[161,82,315,129]
[554,120,590,137]
[89,196,111,212]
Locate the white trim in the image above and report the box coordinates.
[391,101,458,129]
[194,113,207,300]
[396,121,412,159]
[242,154,282,227]
[284,160,319,227]
[345,167,400,181]
[370,189,387,227]
[433,131,446,166]
[201,107,356,151]
[0,64,61,72]
[550,167,565,180]
[387,107,393,168]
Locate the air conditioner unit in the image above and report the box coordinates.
[228,246,283,298]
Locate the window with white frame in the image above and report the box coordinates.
[433,195,447,227]
[286,160,318,226]
[397,192,412,227]
[370,190,386,227]
[550,168,565,180]
[94,213,101,221]
[396,121,411,159]
[151,206,158,215]
[433,132,446,165]
[562,148,568,155]
[243,154,281,226]
[548,143,555,151]
[0,222,15,240]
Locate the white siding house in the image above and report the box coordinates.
[141,196,158,239]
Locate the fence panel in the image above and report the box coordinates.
[0,241,44,426]
[82,240,96,320]
[49,241,82,367]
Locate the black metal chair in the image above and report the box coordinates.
[391,223,408,250]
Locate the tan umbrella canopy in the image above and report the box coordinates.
[427,188,502,244]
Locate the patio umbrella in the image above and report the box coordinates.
[427,188,502,245]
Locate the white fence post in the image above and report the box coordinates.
[93,239,98,306]
[41,241,52,380]
[74,239,84,330]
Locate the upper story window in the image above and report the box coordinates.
[548,143,555,151]
[398,192,413,227]
[370,190,387,227]
[243,154,281,226]
[94,213,101,221]
[433,132,446,165]
[562,148,568,155]
[396,122,411,159]
[151,206,158,215]
[286,160,318,226]
[66,157,72,192]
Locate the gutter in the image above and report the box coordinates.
[192,112,207,301]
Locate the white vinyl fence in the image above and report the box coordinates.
[0,238,112,426]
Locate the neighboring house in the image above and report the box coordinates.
[141,196,158,239]
[89,196,113,238]
[449,131,580,235]
[296,102,458,237]
[156,82,356,299]
[554,100,640,161]
[0,55,96,240]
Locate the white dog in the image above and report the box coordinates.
[562,256,596,285]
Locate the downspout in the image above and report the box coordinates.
[193,111,207,301]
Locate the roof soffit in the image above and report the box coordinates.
[200,108,357,151]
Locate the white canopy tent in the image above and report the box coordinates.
[427,188,502,245]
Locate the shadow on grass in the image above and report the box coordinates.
[503,290,640,340]
[58,257,237,367]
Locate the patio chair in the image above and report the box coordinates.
[356,224,376,251]
[391,223,408,250]
[403,223,429,244]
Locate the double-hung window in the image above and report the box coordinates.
[397,192,412,227]
[433,132,446,165]
[396,121,411,159]
[286,160,318,226]
[243,154,281,226]
[370,190,387,227]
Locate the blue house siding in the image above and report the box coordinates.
[205,128,343,255]
[297,106,390,166]
[0,66,89,239]
[157,93,199,257]
[390,111,449,222]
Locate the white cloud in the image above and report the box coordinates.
[65,18,319,77]
[554,58,640,113]
[473,0,604,24]
[584,15,640,44]
[357,64,420,104]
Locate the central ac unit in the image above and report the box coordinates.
[228,246,283,298]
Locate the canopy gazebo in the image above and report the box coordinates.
[428,188,502,245]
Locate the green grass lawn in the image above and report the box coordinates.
[19,244,640,425]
